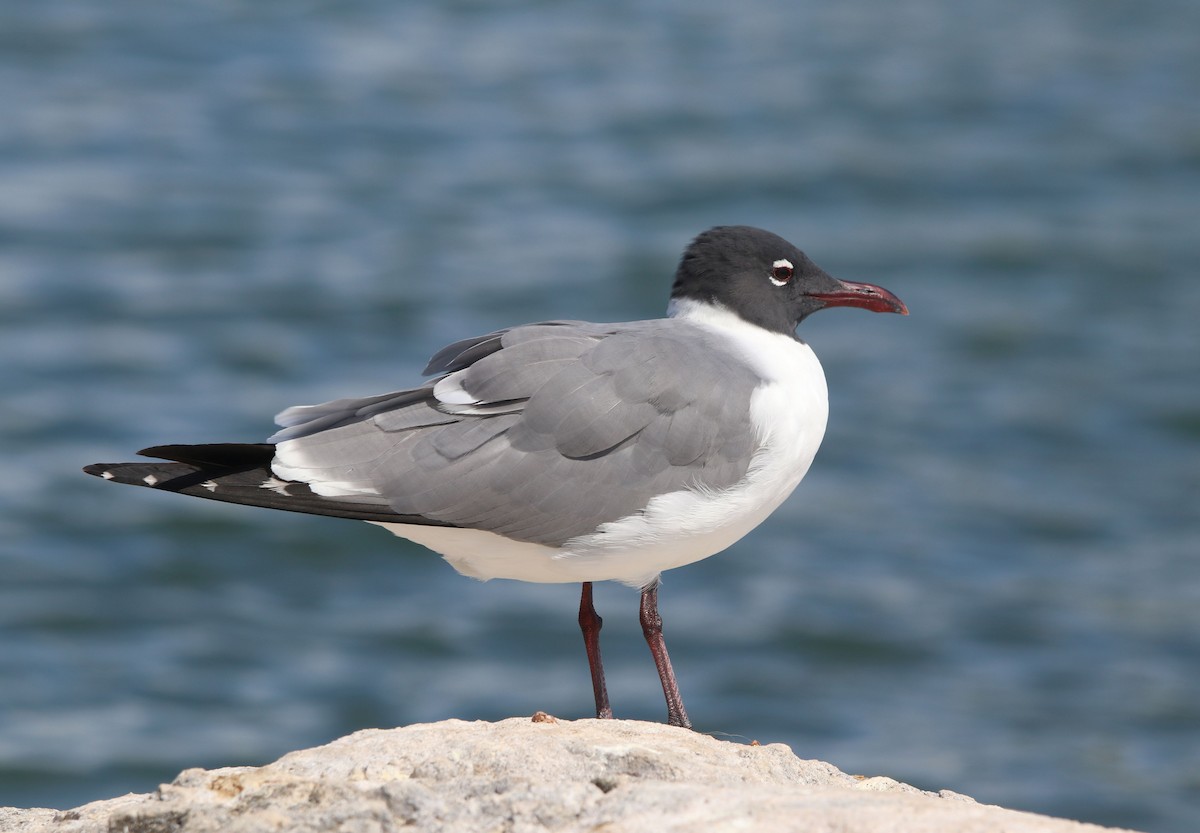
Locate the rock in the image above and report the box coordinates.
[1,717,1141,833]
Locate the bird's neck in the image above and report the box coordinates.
[667,295,731,323]
[666,297,814,386]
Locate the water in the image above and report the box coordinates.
[2,1,1198,829]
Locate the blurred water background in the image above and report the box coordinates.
[2,1,1198,830]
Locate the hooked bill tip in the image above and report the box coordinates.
[811,280,908,315]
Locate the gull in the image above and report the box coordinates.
[85,225,907,729]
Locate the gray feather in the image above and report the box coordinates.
[275,318,764,547]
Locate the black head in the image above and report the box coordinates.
[671,226,907,335]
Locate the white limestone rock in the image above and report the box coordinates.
[0,716,1141,833]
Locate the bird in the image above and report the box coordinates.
[84,225,907,729]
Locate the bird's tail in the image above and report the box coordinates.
[83,443,411,523]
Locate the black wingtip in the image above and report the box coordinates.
[82,463,111,478]
[137,443,276,467]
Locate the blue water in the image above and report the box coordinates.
[2,1,1198,830]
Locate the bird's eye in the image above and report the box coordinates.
[769,259,794,286]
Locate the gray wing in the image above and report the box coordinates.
[271,320,763,547]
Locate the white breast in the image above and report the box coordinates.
[375,300,829,589]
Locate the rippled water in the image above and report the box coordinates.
[2,2,1198,830]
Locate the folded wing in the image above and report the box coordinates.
[272,320,763,547]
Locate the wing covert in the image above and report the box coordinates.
[272,319,765,547]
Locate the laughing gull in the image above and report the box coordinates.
[85,225,906,729]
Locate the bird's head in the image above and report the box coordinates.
[671,226,908,335]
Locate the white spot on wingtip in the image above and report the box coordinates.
[259,476,293,496]
[101,471,115,480]
[143,474,159,486]
[201,480,218,492]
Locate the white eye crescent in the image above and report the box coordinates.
[769,258,794,286]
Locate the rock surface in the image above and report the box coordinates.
[2,716,1140,833]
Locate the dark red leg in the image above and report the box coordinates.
[578,582,613,719]
[639,582,692,729]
